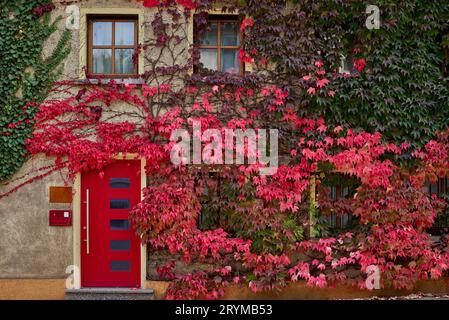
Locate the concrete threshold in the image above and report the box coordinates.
[65,288,155,300]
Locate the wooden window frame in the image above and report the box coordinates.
[196,16,244,75]
[87,15,138,78]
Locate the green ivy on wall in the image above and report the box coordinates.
[0,0,71,181]
[308,0,449,151]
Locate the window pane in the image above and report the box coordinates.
[110,199,130,209]
[199,49,218,71]
[110,260,130,271]
[221,49,239,73]
[221,22,239,46]
[199,22,218,45]
[93,22,112,45]
[115,49,134,74]
[341,213,349,227]
[110,219,130,230]
[110,240,131,251]
[93,49,112,74]
[115,22,135,46]
[342,56,355,73]
[110,178,130,189]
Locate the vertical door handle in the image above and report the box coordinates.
[86,188,90,255]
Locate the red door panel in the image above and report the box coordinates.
[81,160,141,288]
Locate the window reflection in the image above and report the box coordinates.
[221,49,239,73]
[115,49,134,74]
[93,49,112,74]
[199,49,218,70]
[199,22,218,45]
[221,23,239,46]
[93,22,112,45]
[115,22,135,46]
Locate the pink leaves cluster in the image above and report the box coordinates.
[26,81,176,177]
[131,179,251,265]
[237,48,255,64]
[251,164,312,213]
[165,271,228,300]
[240,17,254,31]
[353,58,367,73]
[303,60,334,97]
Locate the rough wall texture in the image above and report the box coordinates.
[0,155,72,278]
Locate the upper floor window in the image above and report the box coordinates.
[339,55,355,74]
[196,16,242,74]
[87,16,138,78]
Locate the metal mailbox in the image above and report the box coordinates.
[49,210,72,226]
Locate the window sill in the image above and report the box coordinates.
[78,78,145,85]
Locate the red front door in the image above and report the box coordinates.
[81,160,141,288]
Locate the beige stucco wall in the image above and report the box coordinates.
[0,155,72,278]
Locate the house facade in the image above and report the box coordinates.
[1,0,449,300]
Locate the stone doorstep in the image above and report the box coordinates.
[65,288,155,300]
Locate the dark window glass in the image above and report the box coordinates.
[110,219,130,230]
[110,199,130,209]
[110,260,130,271]
[110,178,130,189]
[221,22,239,46]
[221,48,239,73]
[110,240,131,251]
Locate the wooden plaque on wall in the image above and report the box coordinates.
[49,186,73,203]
